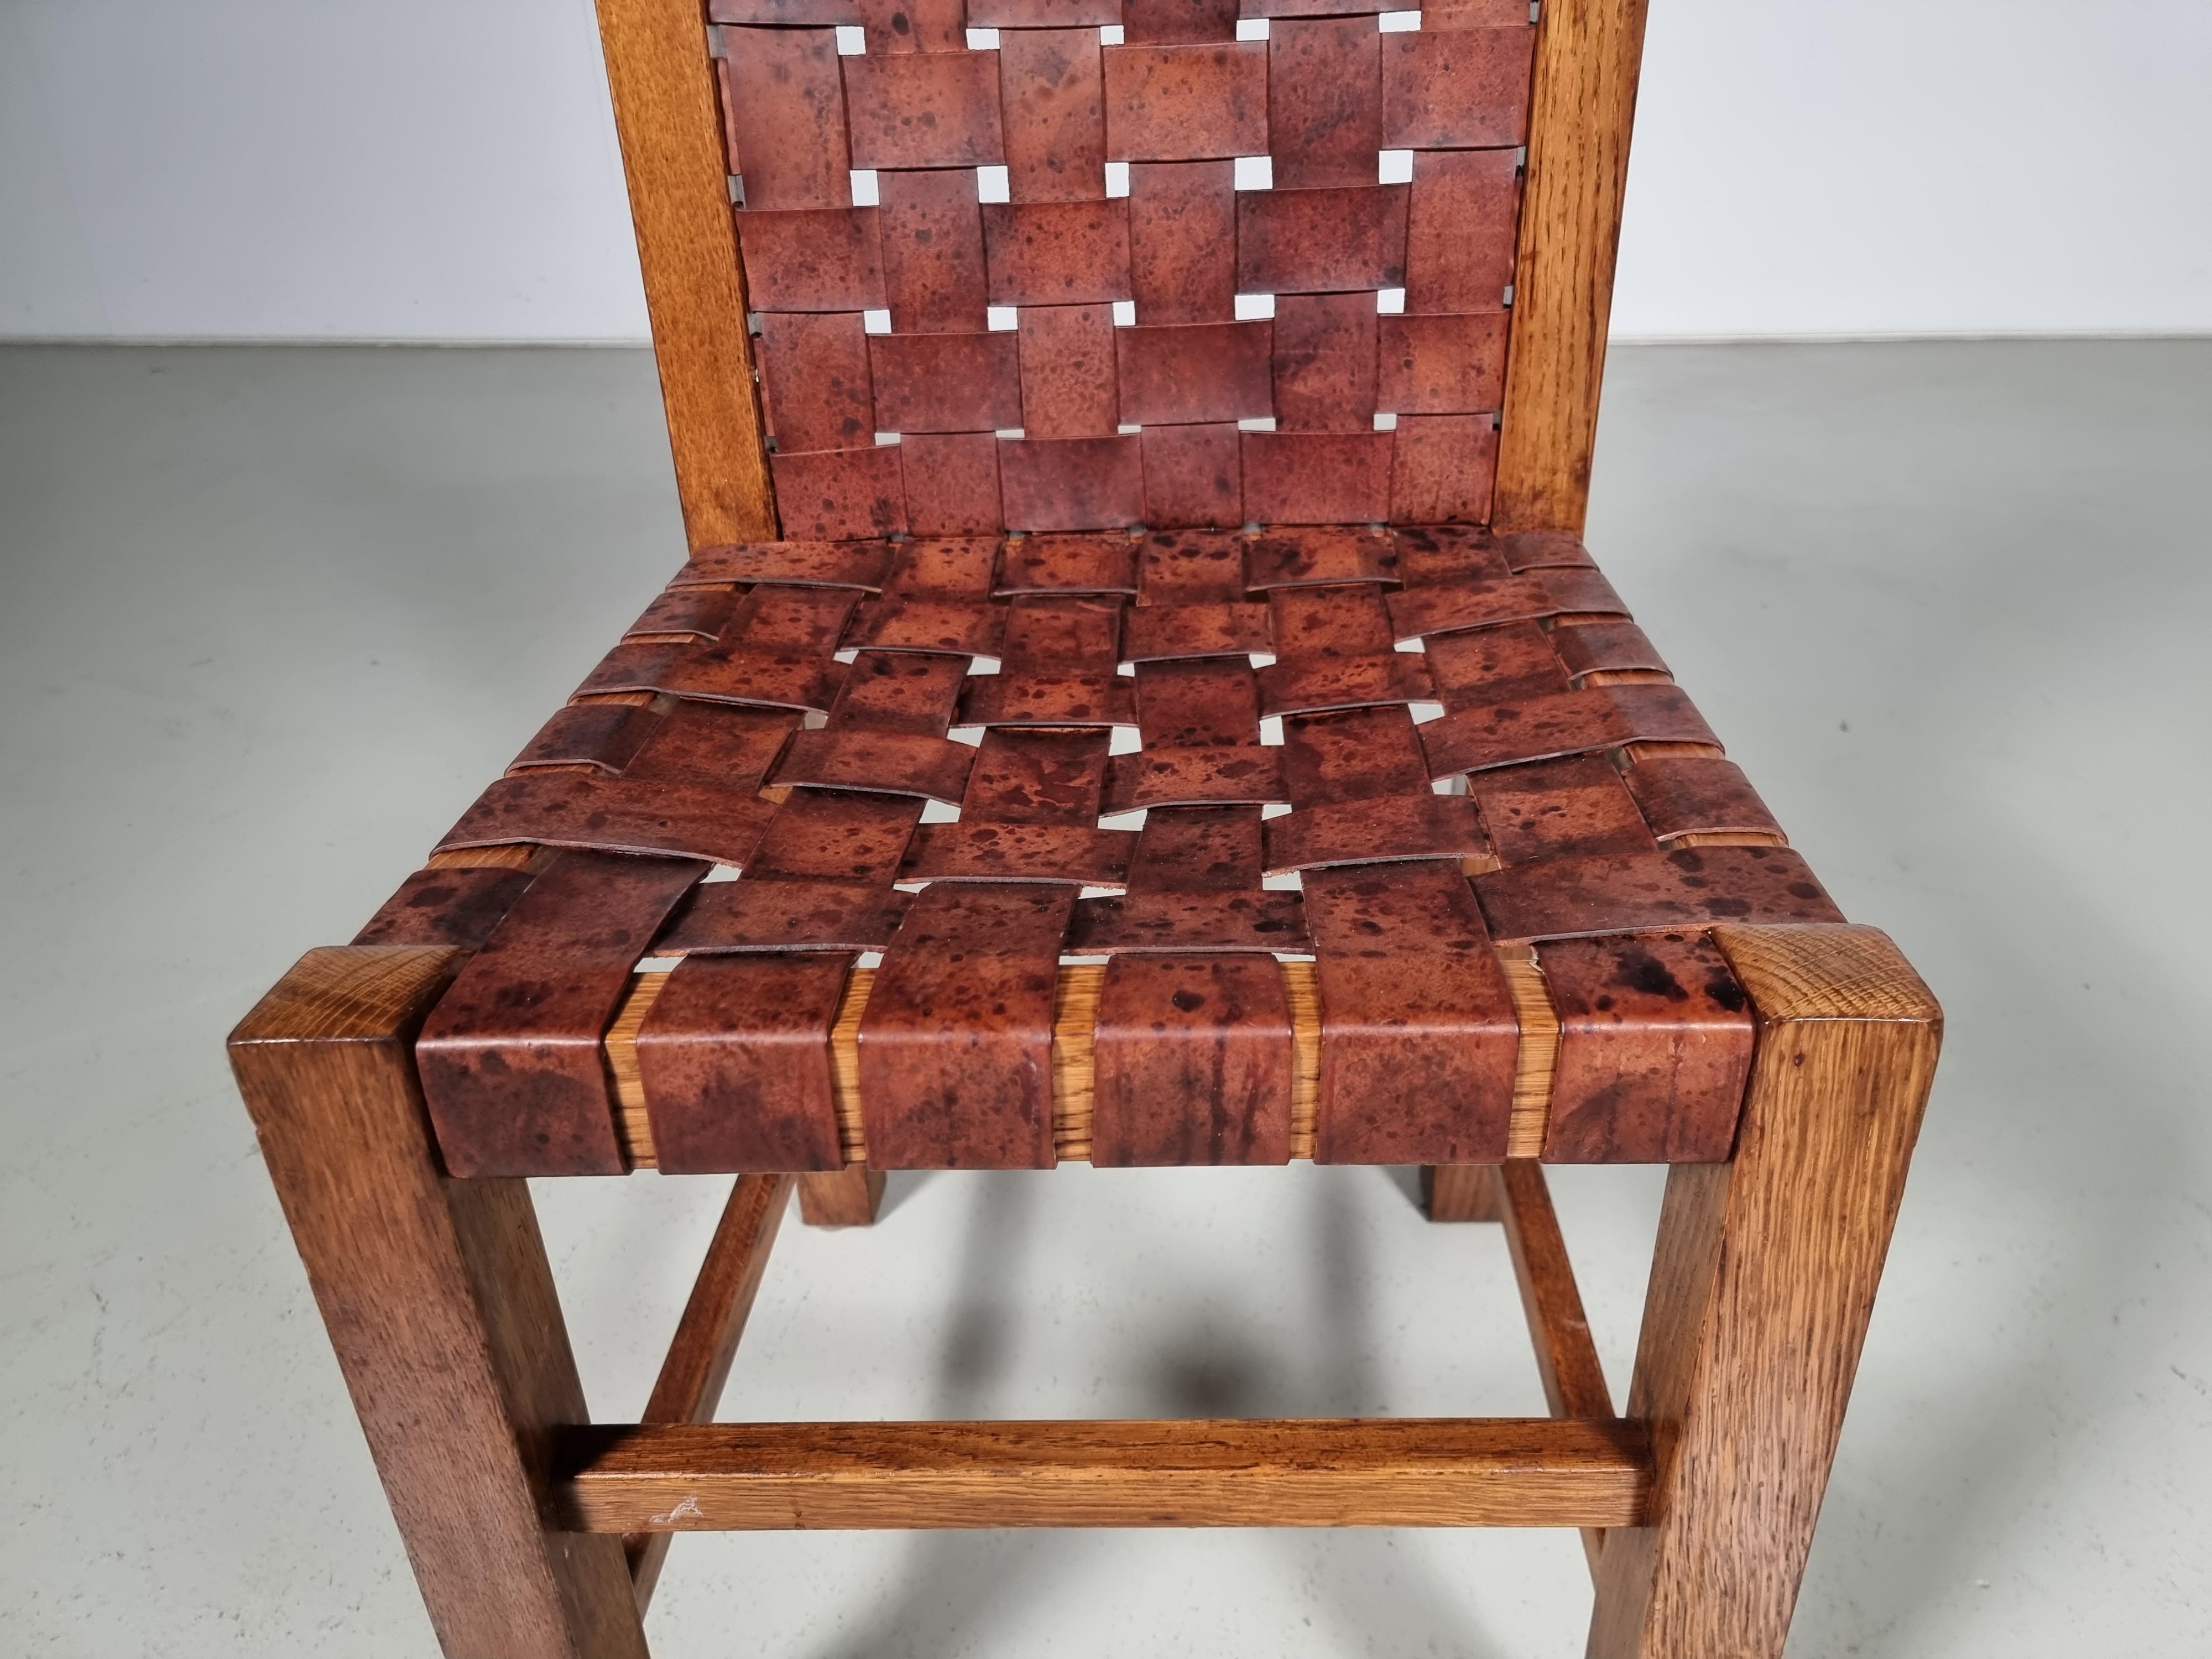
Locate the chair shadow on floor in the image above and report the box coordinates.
[794,1171,1518,1659]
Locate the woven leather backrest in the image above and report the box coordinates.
[707,0,1536,539]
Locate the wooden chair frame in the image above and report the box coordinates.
[228,3,1942,1654]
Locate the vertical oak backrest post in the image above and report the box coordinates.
[1493,0,1651,533]
[597,0,776,547]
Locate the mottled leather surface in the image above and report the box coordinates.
[858,881,1076,1168]
[636,952,854,1172]
[395,18,1834,1175]
[1536,932,1755,1163]
[416,851,705,1177]
[1092,953,1295,1166]
[354,866,538,950]
[406,526,1835,1173]
[718,8,1524,533]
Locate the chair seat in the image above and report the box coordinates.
[357,525,1844,1180]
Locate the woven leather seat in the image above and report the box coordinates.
[354,4,1850,1186]
[371,523,1842,1181]
[229,4,1941,1653]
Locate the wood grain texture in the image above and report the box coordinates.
[1497,1162,1611,1422]
[1421,1160,1502,1222]
[556,1417,1651,1531]
[1491,0,1649,532]
[1424,952,1555,1212]
[1503,950,1559,1156]
[228,947,648,1659]
[797,1164,886,1227]
[1588,924,1942,1658]
[627,1172,794,1612]
[424,842,541,872]
[606,954,1538,1167]
[596,0,776,547]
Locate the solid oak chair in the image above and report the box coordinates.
[228,0,1942,1652]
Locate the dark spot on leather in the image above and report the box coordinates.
[1616,950,1688,1001]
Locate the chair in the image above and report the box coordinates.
[228,0,1941,1651]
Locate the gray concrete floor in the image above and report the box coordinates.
[1,340,2206,1657]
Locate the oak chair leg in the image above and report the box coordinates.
[1422,1162,1503,1222]
[798,1164,886,1227]
[230,947,650,1659]
[1586,925,1942,1659]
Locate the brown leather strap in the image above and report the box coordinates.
[1419,684,1721,777]
[655,878,909,955]
[1536,932,1756,1163]
[1621,755,1784,843]
[1474,846,1845,944]
[635,953,853,1173]
[858,881,1077,1168]
[419,851,705,1176]
[1070,805,1311,954]
[353,866,537,950]
[437,703,790,867]
[1466,754,1658,865]
[1104,658,1288,813]
[1092,953,1295,1166]
[1303,860,1519,1164]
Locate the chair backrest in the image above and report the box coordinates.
[593,0,1647,549]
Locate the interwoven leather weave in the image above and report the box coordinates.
[367,527,1843,1179]
[352,8,1846,1181]
[717,0,1531,533]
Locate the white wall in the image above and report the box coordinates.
[1613,2,2212,338]
[0,0,646,341]
[4,0,2209,342]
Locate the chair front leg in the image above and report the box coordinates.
[1587,925,1942,1659]
[231,947,650,1659]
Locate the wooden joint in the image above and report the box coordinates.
[229,945,466,1053]
[1587,922,1942,1655]
[625,1172,795,1614]
[1425,1155,1616,1574]
[557,1417,1653,1533]
[1493,1159,1615,1578]
[1709,924,1943,1031]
